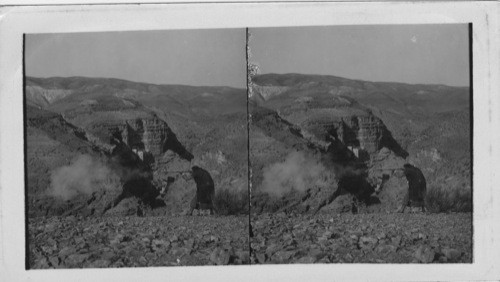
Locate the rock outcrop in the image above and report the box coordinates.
[93,115,193,164]
[323,113,384,155]
[122,117,169,156]
[296,109,408,160]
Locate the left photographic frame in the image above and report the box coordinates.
[24,29,250,268]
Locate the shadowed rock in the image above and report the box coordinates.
[189,166,216,215]
[399,164,427,213]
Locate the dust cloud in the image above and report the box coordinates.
[49,155,120,200]
[261,151,330,197]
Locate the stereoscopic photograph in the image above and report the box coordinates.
[2,1,498,281]
[24,23,473,269]
[25,29,250,268]
[248,24,472,264]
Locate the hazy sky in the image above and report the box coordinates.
[250,24,469,87]
[26,29,247,88]
[26,25,469,88]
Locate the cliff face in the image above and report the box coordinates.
[336,114,384,154]
[288,109,389,159]
[98,115,194,163]
[122,117,169,156]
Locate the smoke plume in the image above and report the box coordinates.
[49,155,120,200]
[261,151,330,197]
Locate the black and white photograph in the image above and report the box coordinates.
[249,25,472,264]
[24,29,250,268]
[0,2,499,282]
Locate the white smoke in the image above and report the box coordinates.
[261,151,330,197]
[49,155,120,201]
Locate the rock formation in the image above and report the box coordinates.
[97,115,193,165]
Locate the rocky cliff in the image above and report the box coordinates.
[119,115,193,161]
[85,114,193,166]
[299,111,385,155]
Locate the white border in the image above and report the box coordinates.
[1,2,499,282]
[2,0,440,6]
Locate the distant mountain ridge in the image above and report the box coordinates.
[26,76,246,115]
[251,73,468,112]
[253,72,469,87]
[26,76,242,91]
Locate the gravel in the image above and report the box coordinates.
[28,212,471,267]
[250,212,471,264]
[28,215,249,268]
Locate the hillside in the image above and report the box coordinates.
[250,73,471,214]
[25,76,248,217]
[251,73,469,146]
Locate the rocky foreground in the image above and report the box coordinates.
[28,215,249,268]
[250,212,472,264]
[29,212,472,268]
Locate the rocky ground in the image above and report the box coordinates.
[250,212,472,264]
[29,212,472,268]
[28,215,249,268]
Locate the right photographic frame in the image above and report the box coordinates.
[248,24,472,264]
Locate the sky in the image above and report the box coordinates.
[249,24,470,87]
[25,25,469,89]
[25,29,247,88]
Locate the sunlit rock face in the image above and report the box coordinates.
[122,116,171,156]
[337,114,384,154]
